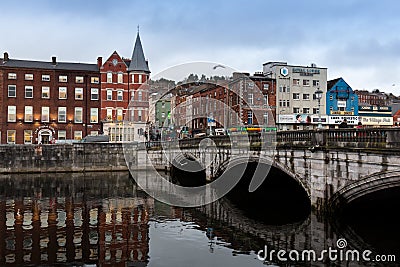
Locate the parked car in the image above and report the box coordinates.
[192,128,206,138]
[81,135,110,143]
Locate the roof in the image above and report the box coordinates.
[128,32,150,73]
[327,78,342,90]
[0,58,99,72]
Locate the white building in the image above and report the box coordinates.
[263,62,327,130]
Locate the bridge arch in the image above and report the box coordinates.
[328,170,400,214]
[215,155,311,199]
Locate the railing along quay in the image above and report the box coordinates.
[145,128,400,150]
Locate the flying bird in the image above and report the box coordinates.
[213,64,225,70]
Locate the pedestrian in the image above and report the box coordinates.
[338,118,348,128]
[356,121,363,129]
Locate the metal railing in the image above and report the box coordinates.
[143,128,400,150]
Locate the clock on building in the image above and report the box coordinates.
[112,59,118,66]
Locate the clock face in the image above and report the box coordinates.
[112,59,118,66]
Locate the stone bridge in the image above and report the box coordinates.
[138,128,400,211]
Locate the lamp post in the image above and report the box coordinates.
[315,88,323,129]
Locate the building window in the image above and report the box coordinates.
[74,131,83,140]
[263,95,268,106]
[138,74,142,84]
[293,93,300,100]
[25,74,34,80]
[24,130,33,144]
[25,86,33,98]
[90,131,99,136]
[8,73,17,79]
[117,90,123,101]
[42,74,50,81]
[303,80,310,86]
[75,76,84,83]
[8,106,16,122]
[42,86,50,99]
[91,88,99,100]
[90,108,98,123]
[58,130,66,141]
[7,130,16,144]
[8,85,16,97]
[313,80,320,86]
[137,110,142,121]
[117,73,123,83]
[263,112,268,125]
[107,89,112,100]
[286,100,290,107]
[293,107,300,113]
[313,108,319,114]
[303,108,310,114]
[74,107,83,123]
[58,107,67,123]
[303,94,310,100]
[41,107,50,122]
[107,72,112,83]
[293,79,300,85]
[25,106,33,122]
[248,93,253,105]
[106,109,113,120]
[59,75,68,82]
[91,77,99,84]
[247,111,253,125]
[117,109,123,121]
[263,83,269,90]
[75,88,83,100]
[138,91,142,101]
[59,87,67,99]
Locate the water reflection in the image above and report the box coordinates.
[0,171,398,266]
[0,172,152,266]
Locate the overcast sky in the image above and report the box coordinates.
[1,0,400,94]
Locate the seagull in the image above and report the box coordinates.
[213,64,225,70]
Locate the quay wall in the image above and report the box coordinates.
[0,143,129,173]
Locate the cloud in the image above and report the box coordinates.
[1,0,400,95]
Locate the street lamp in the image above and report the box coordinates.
[315,88,323,129]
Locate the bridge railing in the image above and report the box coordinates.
[277,128,400,149]
[143,128,400,150]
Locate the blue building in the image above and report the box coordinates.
[326,78,359,126]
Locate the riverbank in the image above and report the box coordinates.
[0,143,129,174]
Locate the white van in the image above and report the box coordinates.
[215,128,226,136]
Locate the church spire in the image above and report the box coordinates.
[128,31,150,73]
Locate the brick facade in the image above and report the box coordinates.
[0,54,101,144]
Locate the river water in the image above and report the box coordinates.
[0,171,398,267]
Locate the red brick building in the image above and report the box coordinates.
[0,52,101,144]
[101,32,151,142]
[173,72,276,133]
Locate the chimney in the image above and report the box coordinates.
[52,56,57,65]
[3,52,9,62]
[97,56,103,68]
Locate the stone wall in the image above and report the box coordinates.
[0,143,128,173]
